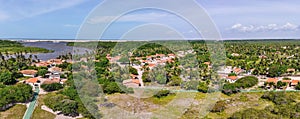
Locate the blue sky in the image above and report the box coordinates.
[0,0,300,40]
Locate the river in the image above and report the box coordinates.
[21,41,90,61]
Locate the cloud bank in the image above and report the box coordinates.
[230,22,299,32]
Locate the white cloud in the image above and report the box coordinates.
[0,0,85,21]
[87,12,175,24]
[230,22,299,32]
[64,24,79,28]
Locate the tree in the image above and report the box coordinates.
[296,83,300,90]
[168,76,182,86]
[268,65,286,77]
[129,66,138,75]
[103,82,122,94]
[142,71,151,82]
[60,99,79,117]
[0,71,16,85]
[41,83,63,92]
[37,69,48,77]
[198,82,209,93]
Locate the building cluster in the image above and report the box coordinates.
[107,53,176,88]
[19,59,67,88]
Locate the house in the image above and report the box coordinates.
[226,76,238,83]
[34,61,50,67]
[204,62,210,66]
[20,70,38,77]
[168,54,176,59]
[123,79,140,88]
[48,67,62,74]
[148,63,156,70]
[156,54,165,58]
[266,78,278,84]
[43,78,60,85]
[291,80,299,87]
[130,74,139,79]
[233,68,243,74]
[281,80,291,85]
[287,68,296,74]
[25,78,40,87]
[231,53,240,57]
[48,59,63,65]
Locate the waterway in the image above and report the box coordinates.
[21,41,90,61]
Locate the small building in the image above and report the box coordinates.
[43,78,60,85]
[233,68,243,74]
[123,79,140,88]
[281,80,291,85]
[25,78,40,87]
[34,61,51,67]
[266,78,278,84]
[48,59,63,65]
[226,76,238,83]
[168,54,176,59]
[48,67,62,74]
[287,68,296,74]
[291,80,299,87]
[20,70,38,77]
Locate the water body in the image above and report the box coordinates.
[22,41,90,61]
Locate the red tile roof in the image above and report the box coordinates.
[26,78,39,83]
[227,76,238,80]
[281,80,291,83]
[20,70,38,75]
[291,80,299,86]
[267,78,278,84]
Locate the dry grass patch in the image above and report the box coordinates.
[0,104,27,119]
[31,94,56,119]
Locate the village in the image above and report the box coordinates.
[106,51,300,92]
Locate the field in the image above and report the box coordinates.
[31,95,56,119]
[0,104,27,119]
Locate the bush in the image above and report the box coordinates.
[154,90,171,98]
[211,101,226,112]
[197,82,209,93]
[41,83,63,92]
[103,82,122,94]
[222,76,258,95]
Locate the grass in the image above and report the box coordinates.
[143,94,176,105]
[31,94,56,119]
[0,104,27,119]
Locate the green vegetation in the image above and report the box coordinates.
[0,71,16,85]
[31,95,56,119]
[0,84,33,110]
[223,76,258,95]
[41,83,63,92]
[230,92,300,119]
[0,40,52,54]
[44,93,79,117]
[153,90,171,98]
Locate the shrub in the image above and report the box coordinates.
[41,83,63,92]
[154,90,171,98]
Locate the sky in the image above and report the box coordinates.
[0,0,300,40]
